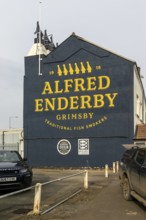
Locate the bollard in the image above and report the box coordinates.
[33,183,42,215]
[105,164,108,178]
[116,161,119,173]
[84,170,88,189]
[113,162,116,173]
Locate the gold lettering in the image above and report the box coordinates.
[57,97,68,110]
[41,75,111,95]
[83,113,88,119]
[56,114,61,120]
[62,114,67,120]
[64,79,73,93]
[70,96,79,110]
[54,81,63,94]
[35,93,118,112]
[42,82,53,94]
[44,98,55,111]
[87,77,96,91]
[89,113,94,118]
[105,93,118,107]
[78,113,83,119]
[74,78,86,92]
[35,99,43,112]
[93,94,104,108]
[71,114,77,119]
[80,95,92,109]
[98,76,110,90]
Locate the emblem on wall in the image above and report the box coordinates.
[57,139,71,155]
[57,61,92,76]
[78,139,89,155]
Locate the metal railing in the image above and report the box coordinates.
[0,164,119,216]
[33,170,88,215]
[0,185,35,199]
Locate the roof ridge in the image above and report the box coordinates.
[71,33,136,64]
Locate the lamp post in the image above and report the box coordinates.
[9,116,18,129]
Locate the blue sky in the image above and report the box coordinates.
[0,0,146,129]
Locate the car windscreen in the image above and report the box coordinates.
[0,151,20,162]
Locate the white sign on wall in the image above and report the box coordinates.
[78,139,89,155]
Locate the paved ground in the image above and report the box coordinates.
[13,169,146,220]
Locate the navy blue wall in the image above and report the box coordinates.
[25,137,131,167]
[24,35,134,167]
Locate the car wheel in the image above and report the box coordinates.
[122,177,132,201]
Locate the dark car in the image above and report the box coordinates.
[0,150,33,190]
[119,145,146,207]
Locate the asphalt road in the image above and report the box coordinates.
[65,178,146,220]
[41,171,146,220]
[0,169,146,220]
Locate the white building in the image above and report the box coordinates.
[0,129,24,157]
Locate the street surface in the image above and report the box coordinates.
[0,169,146,220]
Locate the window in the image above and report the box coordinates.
[0,151,20,162]
[135,150,145,165]
[136,95,140,117]
[140,102,142,120]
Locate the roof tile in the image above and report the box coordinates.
[134,124,146,140]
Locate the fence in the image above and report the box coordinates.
[0,144,19,151]
[0,164,119,216]
[33,170,88,215]
[0,170,88,215]
[33,164,119,215]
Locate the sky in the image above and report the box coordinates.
[0,0,146,129]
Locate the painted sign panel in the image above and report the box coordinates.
[24,37,132,140]
[24,35,135,167]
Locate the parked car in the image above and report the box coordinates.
[119,145,146,207]
[0,150,33,190]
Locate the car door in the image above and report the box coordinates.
[139,150,146,198]
[130,149,145,194]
